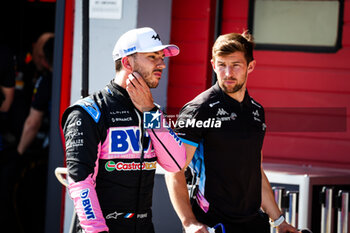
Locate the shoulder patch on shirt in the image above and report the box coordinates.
[75,97,101,123]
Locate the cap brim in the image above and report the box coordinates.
[140,44,179,57]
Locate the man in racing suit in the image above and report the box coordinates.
[61,27,186,233]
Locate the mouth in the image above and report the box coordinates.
[224,79,237,85]
[153,69,162,77]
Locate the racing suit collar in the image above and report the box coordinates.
[107,80,142,113]
[109,80,130,98]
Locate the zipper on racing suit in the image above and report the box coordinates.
[134,109,146,232]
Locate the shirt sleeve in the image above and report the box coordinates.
[146,109,186,172]
[175,103,207,147]
[31,75,51,111]
[62,107,109,233]
[63,108,100,181]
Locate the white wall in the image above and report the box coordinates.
[70,0,138,104]
[137,0,173,109]
[70,0,174,109]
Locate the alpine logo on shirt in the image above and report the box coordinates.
[252,110,259,117]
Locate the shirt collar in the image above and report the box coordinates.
[107,80,130,98]
[213,82,251,108]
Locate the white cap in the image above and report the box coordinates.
[112,27,179,61]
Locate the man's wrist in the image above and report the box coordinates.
[270,214,285,228]
[149,105,159,112]
[182,217,198,228]
[17,148,23,156]
[142,104,157,113]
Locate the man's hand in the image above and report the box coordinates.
[277,221,300,233]
[183,221,209,233]
[126,72,155,112]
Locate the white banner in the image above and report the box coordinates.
[90,0,123,20]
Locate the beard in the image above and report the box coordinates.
[222,81,244,93]
[133,63,159,89]
[221,71,247,94]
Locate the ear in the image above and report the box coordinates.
[247,60,256,74]
[42,59,50,69]
[210,59,215,70]
[121,56,133,72]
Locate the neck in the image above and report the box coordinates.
[226,87,246,103]
[218,82,247,103]
[114,69,130,88]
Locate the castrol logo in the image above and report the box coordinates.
[105,161,157,171]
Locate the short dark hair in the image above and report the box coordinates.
[114,53,137,73]
[212,31,255,64]
[115,58,122,72]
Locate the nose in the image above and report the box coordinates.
[225,66,234,77]
[156,59,166,69]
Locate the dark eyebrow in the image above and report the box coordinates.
[229,60,244,65]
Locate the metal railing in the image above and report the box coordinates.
[271,187,288,233]
[270,185,349,233]
[336,190,349,233]
[286,191,298,227]
[320,187,334,233]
